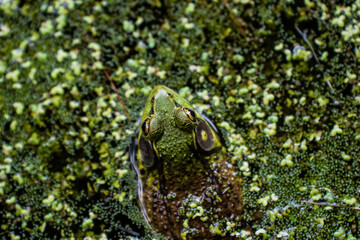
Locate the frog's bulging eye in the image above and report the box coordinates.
[184,108,196,122]
[174,107,197,130]
[141,117,163,140]
[195,120,214,152]
[141,118,151,136]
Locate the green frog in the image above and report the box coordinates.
[131,86,244,239]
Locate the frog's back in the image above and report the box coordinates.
[141,153,244,239]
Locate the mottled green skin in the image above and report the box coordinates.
[140,86,197,178]
[136,86,243,239]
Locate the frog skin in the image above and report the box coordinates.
[133,86,243,239]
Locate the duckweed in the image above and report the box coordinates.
[1,0,360,239]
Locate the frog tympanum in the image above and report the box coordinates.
[131,86,244,239]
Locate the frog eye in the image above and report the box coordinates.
[195,120,214,152]
[141,118,151,136]
[174,107,197,130]
[184,108,196,122]
[141,117,163,140]
[139,136,155,167]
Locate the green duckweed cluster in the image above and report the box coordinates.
[1,0,359,239]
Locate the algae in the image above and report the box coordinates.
[0,0,359,239]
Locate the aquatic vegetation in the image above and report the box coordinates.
[0,0,359,239]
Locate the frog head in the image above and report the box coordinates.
[137,85,223,177]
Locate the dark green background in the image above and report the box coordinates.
[0,0,359,239]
